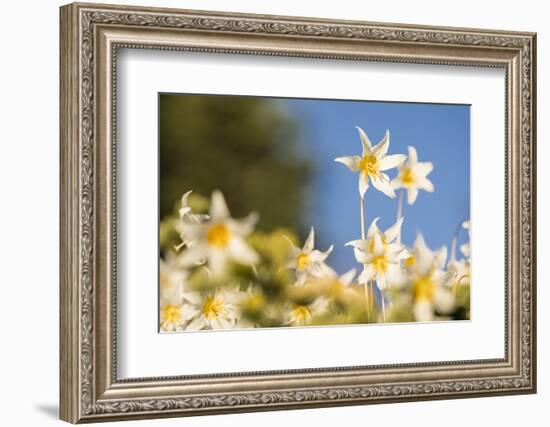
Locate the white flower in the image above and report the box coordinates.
[347,217,406,258]
[178,191,259,276]
[347,232,408,291]
[159,256,188,305]
[175,191,210,251]
[159,256,191,332]
[286,297,330,326]
[404,234,455,322]
[335,127,406,198]
[160,301,190,332]
[286,227,333,285]
[391,146,434,205]
[181,287,244,331]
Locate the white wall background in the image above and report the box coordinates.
[0,0,545,425]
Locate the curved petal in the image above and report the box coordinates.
[358,264,375,284]
[407,187,419,204]
[186,316,207,331]
[373,130,390,158]
[372,233,385,256]
[407,146,418,164]
[366,217,381,239]
[228,212,258,236]
[228,237,259,265]
[339,268,357,286]
[345,239,369,251]
[378,154,406,171]
[207,249,228,276]
[417,177,434,192]
[178,243,207,267]
[371,175,396,198]
[414,161,433,177]
[384,217,404,243]
[356,126,373,155]
[210,190,230,220]
[353,247,370,264]
[359,172,369,197]
[303,226,315,252]
[376,272,388,290]
[334,155,360,172]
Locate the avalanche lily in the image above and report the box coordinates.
[335,127,406,198]
[347,233,408,291]
[392,146,434,205]
[286,297,330,326]
[286,227,333,285]
[178,190,259,276]
[181,287,244,331]
[404,234,455,322]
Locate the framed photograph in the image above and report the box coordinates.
[60,2,537,423]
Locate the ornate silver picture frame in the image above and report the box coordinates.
[60,2,536,423]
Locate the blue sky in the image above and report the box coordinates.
[280,98,470,274]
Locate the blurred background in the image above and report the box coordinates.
[159,93,470,273]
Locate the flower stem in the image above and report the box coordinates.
[396,189,404,244]
[360,195,366,240]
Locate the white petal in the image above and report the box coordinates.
[178,243,207,267]
[378,154,406,171]
[359,172,369,197]
[391,177,403,190]
[367,217,381,239]
[417,177,434,192]
[371,175,396,198]
[434,287,455,314]
[181,291,202,305]
[210,190,230,220]
[334,156,361,172]
[414,161,433,177]
[207,249,228,276]
[413,300,433,322]
[372,233,385,256]
[186,316,206,331]
[435,246,448,269]
[228,212,258,236]
[310,245,333,263]
[373,130,390,158]
[376,272,388,290]
[407,187,419,204]
[353,247,370,264]
[345,239,369,251]
[384,217,404,243]
[358,265,375,284]
[303,226,315,252]
[356,126,373,155]
[407,146,418,164]
[228,237,259,265]
[339,269,357,286]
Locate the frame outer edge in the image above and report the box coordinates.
[60,3,81,424]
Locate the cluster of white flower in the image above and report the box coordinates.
[159,126,470,332]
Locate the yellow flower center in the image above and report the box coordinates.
[412,275,435,302]
[401,167,416,186]
[296,252,311,270]
[372,255,388,274]
[290,305,311,324]
[201,296,225,320]
[247,294,265,310]
[404,255,416,268]
[161,304,181,324]
[359,155,380,178]
[206,224,231,248]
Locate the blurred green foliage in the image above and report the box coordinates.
[159,94,312,232]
